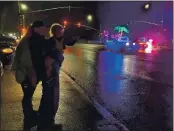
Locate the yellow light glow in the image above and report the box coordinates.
[1,48,13,54]
[21,4,28,10]
[21,28,27,37]
[16,39,20,43]
[138,50,144,53]
[87,15,93,22]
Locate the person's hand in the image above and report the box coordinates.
[31,75,37,87]
[28,71,37,88]
[45,56,54,69]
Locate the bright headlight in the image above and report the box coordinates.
[126,42,130,46]
[1,48,13,54]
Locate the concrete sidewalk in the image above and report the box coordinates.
[0,70,120,131]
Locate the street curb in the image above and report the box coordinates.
[60,69,129,131]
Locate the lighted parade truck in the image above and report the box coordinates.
[101,25,140,53]
[101,25,159,54]
[135,37,154,53]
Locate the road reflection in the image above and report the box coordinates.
[62,46,172,131]
[97,51,129,110]
[98,51,124,92]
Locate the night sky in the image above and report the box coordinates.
[0,1,98,32]
[0,1,173,42]
[97,1,173,43]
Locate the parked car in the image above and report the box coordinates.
[0,42,15,67]
[0,60,3,77]
[0,34,17,46]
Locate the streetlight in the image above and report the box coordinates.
[144,3,150,9]
[87,14,93,22]
[20,4,28,11]
[142,3,151,12]
[18,2,28,38]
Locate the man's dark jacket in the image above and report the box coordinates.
[29,32,47,80]
[29,34,76,80]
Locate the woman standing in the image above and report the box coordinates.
[40,23,79,129]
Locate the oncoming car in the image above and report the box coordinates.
[119,36,140,53]
[0,34,17,45]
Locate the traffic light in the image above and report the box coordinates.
[77,22,81,27]
[63,20,68,28]
[63,21,68,26]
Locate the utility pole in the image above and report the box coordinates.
[68,6,71,12]
[68,6,71,23]
[17,1,21,37]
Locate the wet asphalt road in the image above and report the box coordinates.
[62,44,173,131]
